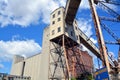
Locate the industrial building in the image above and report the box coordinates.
[11,7,94,80]
[8,0,120,79]
[0,73,30,80]
[11,47,93,80]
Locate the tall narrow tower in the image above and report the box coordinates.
[48,7,82,79]
[50,7,80,45]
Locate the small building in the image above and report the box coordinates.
[0,73,7,80]
[0,73,30,80]
[6,75,31,80]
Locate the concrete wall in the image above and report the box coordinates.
[12,55,24,64]
[11,27,50,80]
[11,61,24,76]
[50,7,65,40]
[11,55,24,76]
[39,27,50,80]
[23,54,41,80]
[65,20,80,44]
[50,7,80,44]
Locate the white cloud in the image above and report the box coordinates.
[0,39,41,61]
[0,0,67,27]
[77,18,97,44]
[59,0,66,6]
[79,0,90,9]
[0,0,94,27]
[77,18,97,49]
[78,18,92,37]
[0,63,4,69]
[90,38,97,44]
[1,0,117,28]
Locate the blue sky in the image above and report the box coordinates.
[0,0,120,73]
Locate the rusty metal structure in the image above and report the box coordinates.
[93,0,120,79]
[48,0,120,79]
[49,36,93,79]
[88,0,111,75]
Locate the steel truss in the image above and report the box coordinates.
[48,35,86,80]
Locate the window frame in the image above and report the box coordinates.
[58,11,61,15]
[52,21,55,25]
[58,27,61,32]
[52,14,55,18]
[58,17,61,22]
[52,30,55,35]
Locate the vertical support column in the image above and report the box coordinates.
[21,62,25,76]
[88,0,111,75]
[72,56,75,77]
[62,35,70,80]
[49,39,69,80]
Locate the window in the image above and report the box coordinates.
[52,21,55,25]
[58,11,60,15]
[71,31,73,36]
[75,20,77,24]
[53,14,55,18]
[75,26,77,30]
[58,27,61,32]
[52,30,55,35]
[58,18,61,21]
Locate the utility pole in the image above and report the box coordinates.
[88,0,111,76]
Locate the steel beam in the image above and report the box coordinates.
[88,0,111,75]
[65,0,81,25]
